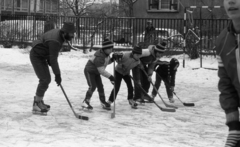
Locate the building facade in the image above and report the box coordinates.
[0,0,59,15]
[131,0,227,19]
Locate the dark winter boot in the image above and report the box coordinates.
[128,99,138,109]
[142,95,154,103]
[82,98,93,110]
[99,94,111,110]
[134,98,145,105]
[32,96,48,115]
[34,96,50,110]
[41,100,50,110]
[169,97,175,103]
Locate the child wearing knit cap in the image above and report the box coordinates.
[82,39,115,110]
[132,42,167,104]
[151,58,179,103]
[107,45,142,109]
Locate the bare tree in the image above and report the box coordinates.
[60,0,97,17]
[59,0,115,53]
[119,0,139,17]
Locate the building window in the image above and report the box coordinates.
[46,0,51,13]
[14,0,21,11]
[13,0,28,12]
[1,0,5,10]
[22,0,28,11]
[148,0,179,12]
[39,0,44,12]
[52,0,58,13]
[5,0,12,11]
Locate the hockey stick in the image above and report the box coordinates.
[129,75,176,112]
[111,61,116,118]
[173,92,195,107]
[67,41,80,51]
[155,72,195,107]
[141,69,178,109]
[60,84,89,120]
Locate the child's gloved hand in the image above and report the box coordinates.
[138,64,144,70]
[109,75,115,85]
[148,76,152,82]
[112,53,123,62]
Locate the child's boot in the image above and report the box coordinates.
[99,94,111,110]
[82,98,93,110]
[32,96,48,115]
[34,96,50,111]
[128,99,138,109]
[169,97,175,103]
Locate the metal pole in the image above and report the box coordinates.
[34,0,37,14]
[200,8,202,68]
[44,0,46,14]
[12,0,14,14]
[183,7,186,68]
[0,0,2,22]
[28,0,31,15]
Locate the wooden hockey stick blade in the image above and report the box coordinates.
[164,103,178,109]
[154,102,176,112]
[140,69,178,109]
[173,92,195,107]
[183,103,195,107]
[60,85,89,120]
[153,85,178,109]
[129,75,176,112]
[76,114,89,120]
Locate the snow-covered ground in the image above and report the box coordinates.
[0,47,227,147]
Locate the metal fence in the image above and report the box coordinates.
[0,14,230,50]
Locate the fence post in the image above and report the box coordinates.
[200,8,202,68]
[28,0,30,15]
[0,0,2,22]
[12,0,14,14]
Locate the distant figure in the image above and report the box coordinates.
[144,20,156,46]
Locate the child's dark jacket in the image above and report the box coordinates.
[155,60,177,86]
[216,21,240,123]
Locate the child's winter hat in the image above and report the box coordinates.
[61,22,76,34]
[170,58,180,69]
[132,45,142,54]
[102,39,114,50]
[154,42,166,53]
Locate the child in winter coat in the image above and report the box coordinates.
[82,39,115,110]
[216,0,240,146]
[107,45,142,109]
[151,58,179,103]
[132,42,166,104]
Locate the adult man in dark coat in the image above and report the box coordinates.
[30,22,75,114]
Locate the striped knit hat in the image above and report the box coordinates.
[102,39,114,50]
[154,42,167,53]
[132,45,142,54]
